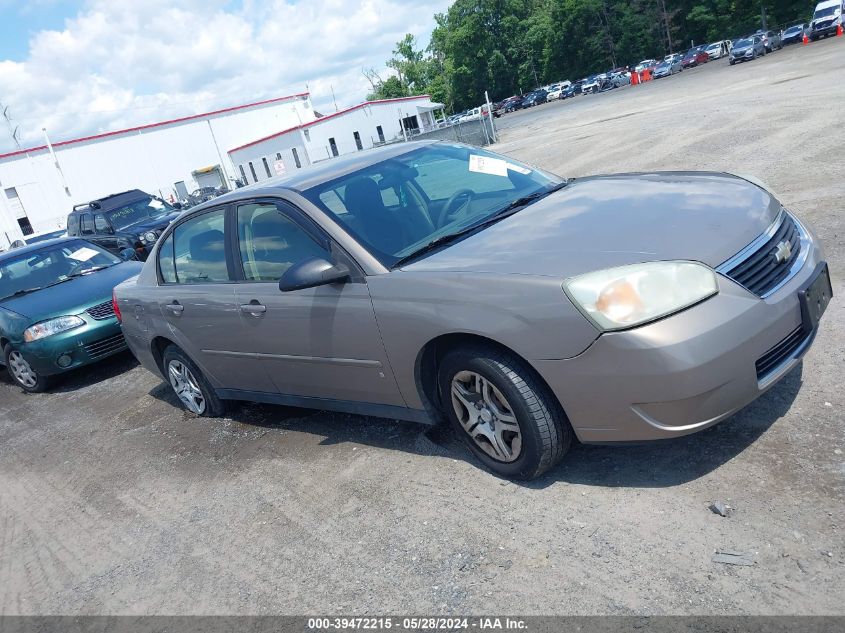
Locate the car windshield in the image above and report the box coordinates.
[814,6,838,17]
[301,144,560,267]
[105,196,174,230]
[0,239,121,301]
[784,26,801,33]
[735,38,752,47]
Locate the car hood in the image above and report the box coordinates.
[122,211,181,234]
[402,172,779,278]
[0,261,143,321]
[732,44,752,53]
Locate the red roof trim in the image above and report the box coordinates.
[228,95,434,154]
[0,92,310,160]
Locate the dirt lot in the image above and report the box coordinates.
[1,39,843,616]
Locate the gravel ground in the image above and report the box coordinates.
[1,39,843,616]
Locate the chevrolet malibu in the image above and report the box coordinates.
[114,141,831,479]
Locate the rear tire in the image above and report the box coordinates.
[162,345,227,417]
[438,345,572,480]
[4,344,51,393]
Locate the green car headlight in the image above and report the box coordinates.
[23,315,85,342]
[563,261,718,332]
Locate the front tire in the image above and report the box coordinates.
[4,344,51,393]
[162,345,227,417]
[438,345,572,479]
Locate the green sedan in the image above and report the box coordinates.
[0,238,142,392]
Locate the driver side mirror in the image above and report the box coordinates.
[279,257,349,292]
[119,248,138,261]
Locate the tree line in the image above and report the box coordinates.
[364,0,817,111]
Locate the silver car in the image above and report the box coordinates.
[114,141,831,479]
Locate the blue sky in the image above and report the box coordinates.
[0,1,78,60]
[0,0,450,152]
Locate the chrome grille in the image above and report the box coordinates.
[720,211,802,297]
[86,300,115,320]
[84,333,126,359]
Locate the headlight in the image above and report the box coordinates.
[563,261,718,331]
[142,231,157,244]
[23,315,85,342]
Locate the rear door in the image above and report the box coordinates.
[230,199,405,406]
[153,204,275,393]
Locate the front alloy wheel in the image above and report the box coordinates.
[451,370,522,462]
[439,345,573,479]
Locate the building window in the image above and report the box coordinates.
[329,138,338,157]
[376,125,385,143]
[239,165,248,186]
[262,157,272,178]
[303,129,310,141]
[249,162,258,183]
[276,153,282,160]
[353,131,363,151]
[292,148,301,169]
[17,217,33,236]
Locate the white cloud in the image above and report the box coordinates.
[0,0,451,152]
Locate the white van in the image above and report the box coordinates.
[809,0,843,40]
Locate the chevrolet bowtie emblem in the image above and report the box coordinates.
[774,240,792,264]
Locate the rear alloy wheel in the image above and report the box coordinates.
[4,344,51,393]
[162,345,227,417]
[439,345,572,479]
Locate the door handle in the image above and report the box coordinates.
[165,302,184,315]
[239,303,266,316]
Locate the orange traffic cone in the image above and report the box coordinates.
[837,23,843,36]
[803,33,809,45]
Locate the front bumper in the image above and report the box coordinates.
[16,316,127,377]
[812,23,838,36]
[532,234,826,443]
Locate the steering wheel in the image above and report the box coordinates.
[437,189,475,227]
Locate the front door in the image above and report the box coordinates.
[230,200,405,406]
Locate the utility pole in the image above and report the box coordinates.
[761,1,768,29]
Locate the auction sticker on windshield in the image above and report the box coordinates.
[68,246,99,261]
[469,154,508,177]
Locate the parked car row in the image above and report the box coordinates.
[486,5,837,120]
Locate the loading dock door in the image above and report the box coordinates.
[192,165,226,191]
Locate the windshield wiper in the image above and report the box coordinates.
[392,181,569,269]
[67,265,109,278]
[0,287,43,301]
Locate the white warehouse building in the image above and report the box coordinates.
[228,95,444,183]
[0,92,441,247]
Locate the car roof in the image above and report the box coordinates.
[0,237,79,262]
[189,140,441,212]
[72,189,151,213]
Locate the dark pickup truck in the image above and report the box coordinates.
[66,189,182,260]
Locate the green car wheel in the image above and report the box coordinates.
[4,344,51,393]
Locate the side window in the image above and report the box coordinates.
[158,233,177,283]
[67,214,80,236]
[172,209,229,284]
[80,213,95,235]
[237,202,330,282]
[94,214,110,233]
